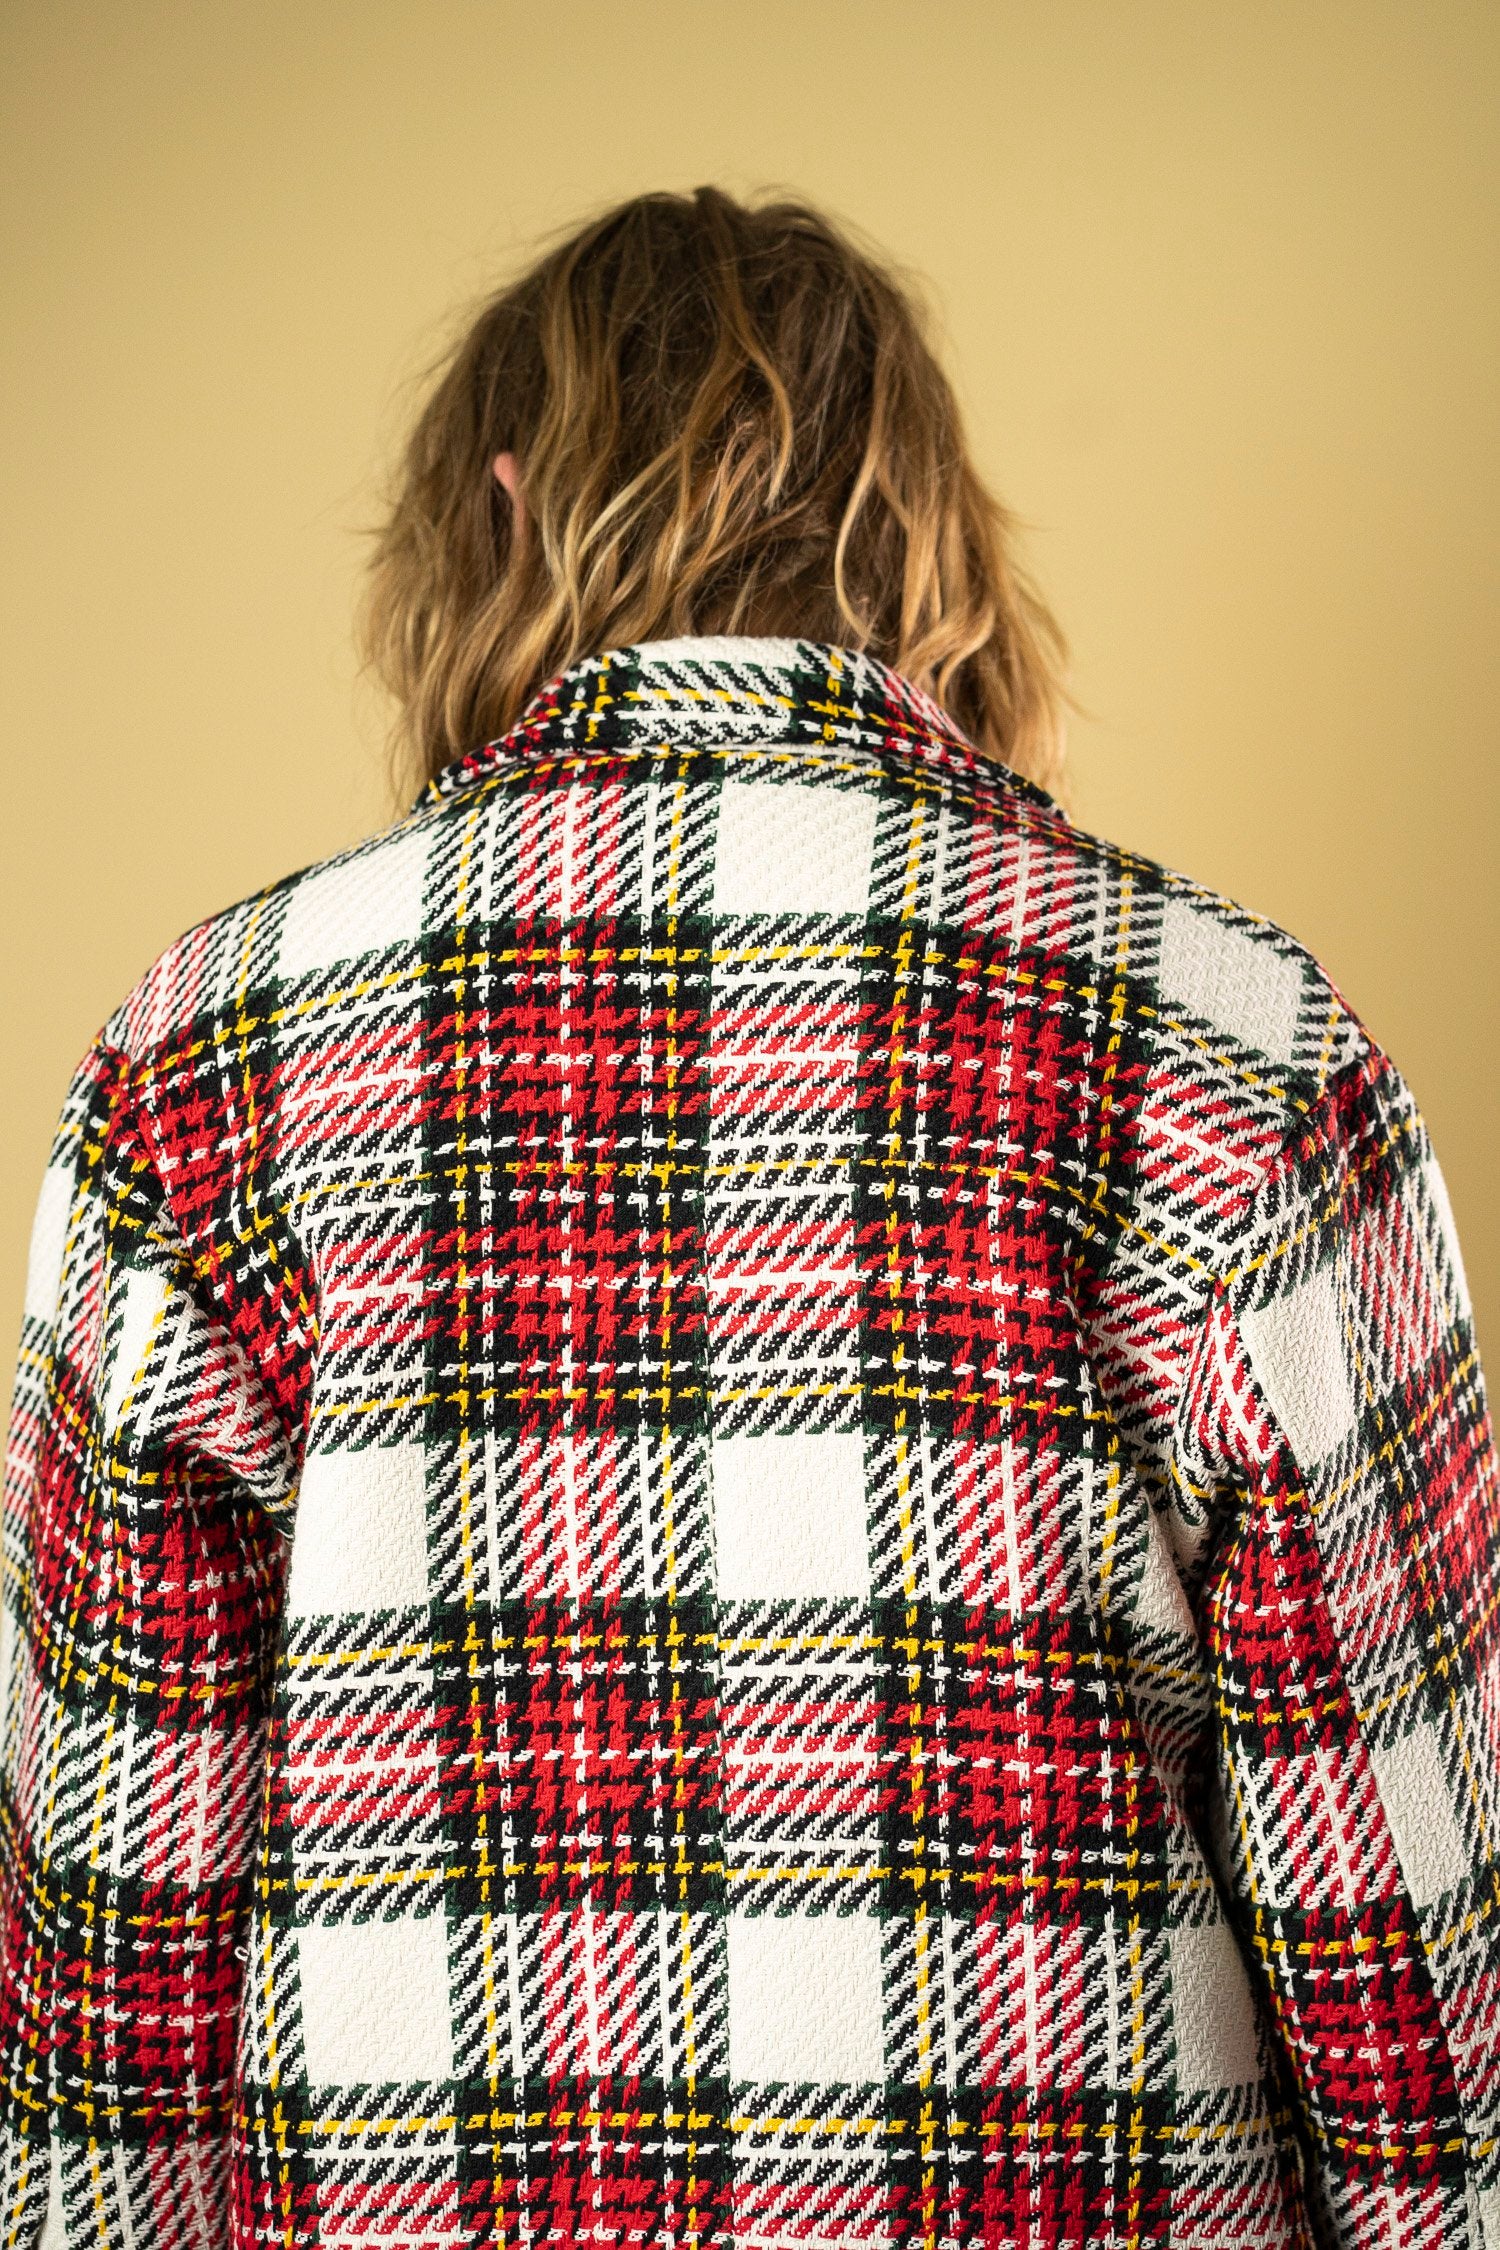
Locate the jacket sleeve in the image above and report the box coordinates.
[1194,1043,1500,2244]
[1,1039,294,2248]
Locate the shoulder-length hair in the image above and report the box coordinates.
[363,185,1069,795]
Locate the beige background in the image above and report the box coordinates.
[3,1,1497,1360]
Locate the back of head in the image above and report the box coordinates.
[364,185,1067,796]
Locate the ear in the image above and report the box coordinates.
[492,451,520,502]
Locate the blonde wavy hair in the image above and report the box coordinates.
[363,185,1069,796]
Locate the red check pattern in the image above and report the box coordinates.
[3,635,1498,2249]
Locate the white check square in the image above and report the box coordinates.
[298,1915,453,2084]
[712,1434,868,1599]
[1157,898,1304,1062]
[727,1913,883,2082]
[713,782,876,915]
[287,1443,431,1615]
[277,828,432,980]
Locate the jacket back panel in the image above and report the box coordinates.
[6,640,1497,2248]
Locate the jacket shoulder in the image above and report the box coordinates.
[96,758,1376,1131]
[98,805,452,1068]
[951,776,1374,1108]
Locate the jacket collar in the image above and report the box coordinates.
[422,635,1056,813]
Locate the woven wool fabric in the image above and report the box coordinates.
[2,636,1498,2249]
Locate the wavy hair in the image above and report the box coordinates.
[363,186,1069,795]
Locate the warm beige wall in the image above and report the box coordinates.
[3,1,1497,1361]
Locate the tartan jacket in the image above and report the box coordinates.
[3,634,1498,2250]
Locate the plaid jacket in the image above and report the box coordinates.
[3,635,1497,2250]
